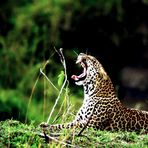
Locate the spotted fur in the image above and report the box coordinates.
[40,53,148,132]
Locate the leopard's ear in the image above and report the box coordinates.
[100,67,108,80]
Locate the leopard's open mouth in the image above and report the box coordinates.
[71,60,87,82]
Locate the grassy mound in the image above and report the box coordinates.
[0,120,44,147]
[0,120,148,147]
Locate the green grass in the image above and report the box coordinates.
[0,120,44,147]
[0,120,148,147]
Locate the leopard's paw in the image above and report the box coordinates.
[40,122,49,128]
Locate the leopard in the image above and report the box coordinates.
[40,53,148,133]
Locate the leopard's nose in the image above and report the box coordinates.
[76,57,82,64]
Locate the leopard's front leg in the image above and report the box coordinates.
[40,120,86,132]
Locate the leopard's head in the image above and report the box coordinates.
[71,53,108,86]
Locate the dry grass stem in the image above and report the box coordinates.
[46,48,68,124]
[40,60,59,92]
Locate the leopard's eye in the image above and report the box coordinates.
[82,58,86,62]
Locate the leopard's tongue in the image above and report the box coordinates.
[71,65,86,81]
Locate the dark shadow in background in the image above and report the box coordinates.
[60,0,148,110]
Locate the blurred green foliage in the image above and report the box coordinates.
[0,0,124,123]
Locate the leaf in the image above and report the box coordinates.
[57,71,65,86]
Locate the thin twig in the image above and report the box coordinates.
[40,133,78,147]
[52,82,72,124]
[25,61,49,123]
[47,48,68,123]
[27,130,77,148]
[40,68,59,92]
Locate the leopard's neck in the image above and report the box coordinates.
[83,75,118,101]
